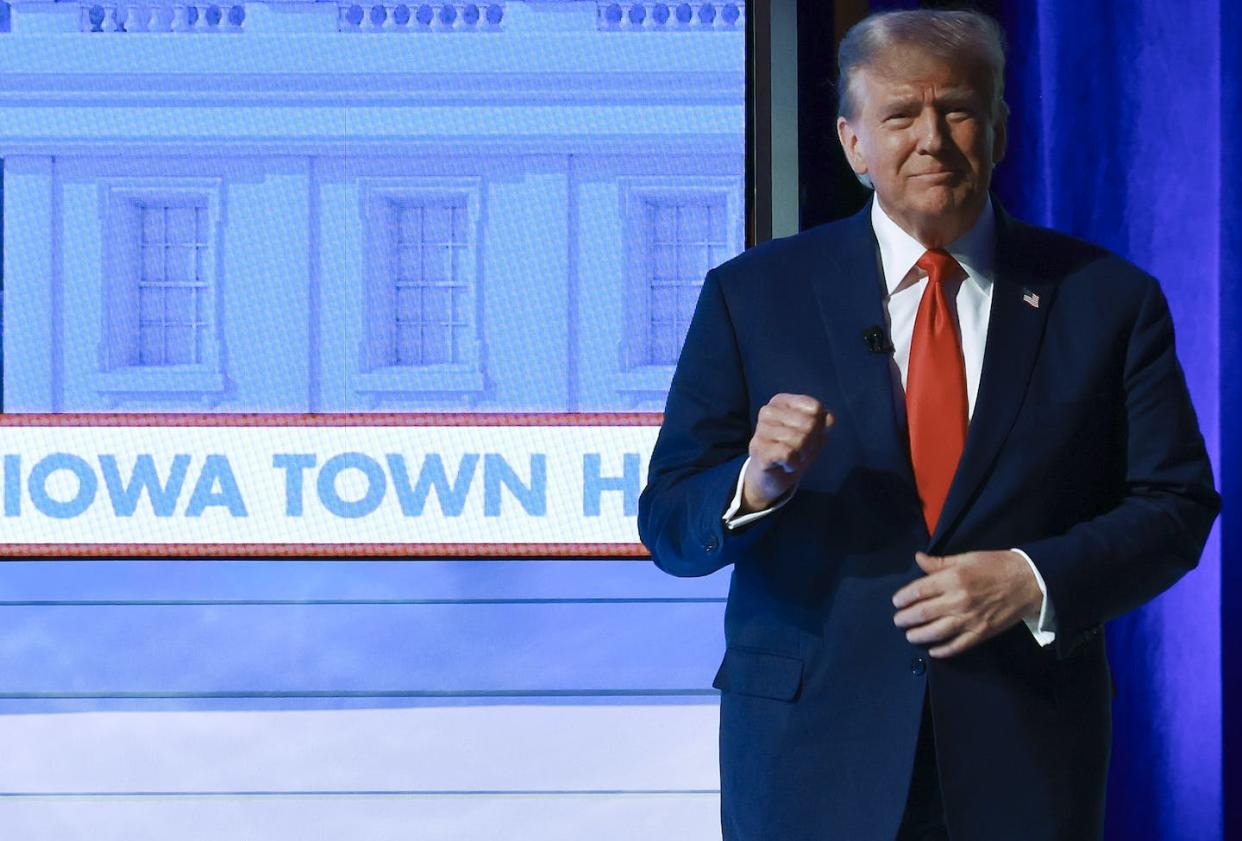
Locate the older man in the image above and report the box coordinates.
[637,9,1219,841]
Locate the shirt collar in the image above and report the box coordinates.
[870,194,996,296]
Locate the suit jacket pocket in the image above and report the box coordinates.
[711,646,804,702]
[1052,631,1113,716]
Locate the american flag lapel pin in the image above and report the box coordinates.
[1022,288,1041,309]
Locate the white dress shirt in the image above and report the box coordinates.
[721,196,1057,646]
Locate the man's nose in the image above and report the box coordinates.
[914,111,949,153]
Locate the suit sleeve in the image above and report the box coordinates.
[638,267,783,577]
[1018,277,1220,659]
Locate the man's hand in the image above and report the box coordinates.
[892,550,1044,658]
[741,393,834,513]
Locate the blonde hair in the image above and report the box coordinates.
[836,9,1009,123]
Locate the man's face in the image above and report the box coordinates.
[836,46,1006,245]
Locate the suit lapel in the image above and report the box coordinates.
[809,202,919,506]
[929,205,1056,549]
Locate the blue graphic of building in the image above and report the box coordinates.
[0,0,744,413]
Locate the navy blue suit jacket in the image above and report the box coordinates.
[637,199,1219,841]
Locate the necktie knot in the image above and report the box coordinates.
[916,249,963,286]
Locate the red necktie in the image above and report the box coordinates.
[906,249,969,535]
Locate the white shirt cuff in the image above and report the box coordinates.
[722,456,796,529]
[1011,547,1057,646]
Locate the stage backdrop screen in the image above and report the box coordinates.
[0,2,744,837]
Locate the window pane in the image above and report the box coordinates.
[451,286,466,322]
[677,204,709,242]
[651,284,675,320]
[166,207,197,244]
[651,204,677,242]
[142,247,164,281]
[397,205,422,244]
[677,283,701,322]
[422,245,451,282]
[423,206,455,243]
[652,245,676,280]
[396,323,420,365]
[707,203,728,242]
[423,321,451,363]
[166,247,195,282]
[650,319,677,365]
[139,287,163,322]
[165,324,194,364]
[396,286,422,322]
[424,286,452,323]
[391,246,416,280]
[166,288,194,324]
[141,207,163,244]
[678,246,708,281]
[676,319,693,352]
[195,206,209,244]
[139,325,163,365]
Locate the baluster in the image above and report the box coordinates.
[438,2,457,29]
[367,2,386,30]
[391,3,410,30]
[129,3,151,31]
[151,3,175,31]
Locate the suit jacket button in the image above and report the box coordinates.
[910,656,927,676]
[703,536,719,552]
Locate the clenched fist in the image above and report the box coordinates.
[741,393,834,513]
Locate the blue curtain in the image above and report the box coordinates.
[1218,2,1241,840]
[978,3,1232,840]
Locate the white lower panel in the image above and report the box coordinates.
[0,704,720,792]
[0,793,723,841]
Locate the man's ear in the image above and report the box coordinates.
[837,116,868,178]
[991,103,1008,166]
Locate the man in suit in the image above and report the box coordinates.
[637,9,1219,841]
